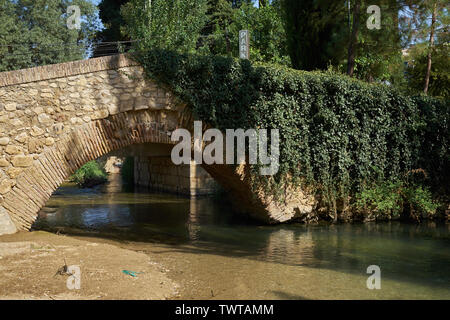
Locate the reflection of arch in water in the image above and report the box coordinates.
[187,198,201,241]
[263,229,315,265]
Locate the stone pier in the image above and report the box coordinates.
[134,157,218,196]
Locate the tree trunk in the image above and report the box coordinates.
[347,0,361,77]
[424,2,437,94]
[259,0,268,7]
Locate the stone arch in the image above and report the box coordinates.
[0,110,186,231]
[0,54,196,233]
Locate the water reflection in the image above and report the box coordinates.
[33,176,450,296]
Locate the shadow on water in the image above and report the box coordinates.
[33,177,450,293]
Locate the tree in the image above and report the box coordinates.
[230,1,290,64]
[406,42,449,98]
[198,0,236,56]
[400,0,448,94]
[423,2,437,93]
[347,0,361,76]
[0,0,31,71]
[280,0,347,70]
[97,0,130,43]
[348,0,405,84]
[0,0,98,72]
[93,0,131,57]
[197,1,289,65]
[121,0,208,53]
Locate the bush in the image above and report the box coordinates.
[70,161,108,188]
[355,179,439,221]
[134,49,449,221]
[356,180,404,220]
[404,185,439,220]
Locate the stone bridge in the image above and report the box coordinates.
[0,55,314,235]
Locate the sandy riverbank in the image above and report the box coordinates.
[0,231,178,300]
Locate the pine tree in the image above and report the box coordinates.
[0,0,98,72]
[347,0,405,83]
[0,0,31,71]
[93,0,131,57]
[199,0,236,55]
[280,0,347,70]
[402,0,449,97]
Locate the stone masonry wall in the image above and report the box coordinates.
[134,157,218,196]
[0,54,193,233]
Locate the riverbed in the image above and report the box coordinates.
[3,175,449,300]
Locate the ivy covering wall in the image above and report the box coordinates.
[135,50,449,221]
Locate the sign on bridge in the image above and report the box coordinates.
[239,30,250,60]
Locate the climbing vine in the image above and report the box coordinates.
[135,49,449,221]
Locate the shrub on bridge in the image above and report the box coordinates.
[135,50,449,221]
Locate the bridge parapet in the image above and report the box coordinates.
[0,54,137,87]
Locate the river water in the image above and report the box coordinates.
[34,175,450,300]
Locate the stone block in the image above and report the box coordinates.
[0,137,10,145]
[30,126,45,137]
[10,119,23,127]
[0,179,12,194]
[15,132,28,143]
[5,103,16,111]
[0,206,17,235]
[0,158,9,167]
[44,137,55,146]
[11,155,34,167]
[91,109,109,120]
[37,113,52,124]
[108,104,120,115]
[5,145,21,155]
[119,101,134,112]
[7,167,22,179]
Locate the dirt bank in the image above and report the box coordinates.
[0,231,178,300]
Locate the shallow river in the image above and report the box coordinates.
[34,176,450,300]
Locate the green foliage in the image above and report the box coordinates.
[404,184,439,218]
[135,49,449,220]
[351,0,404,84]
[93,0,130,56]
[413,94,450,192]
[355,179,439,220]
[121,0,208,54]
[70,161,108,188]
[231,2,289,65]
[0,0,98,72]
[356,180,404,219]
[280,0,347,70]
[199,1,290,65]
[406,44,450,98]
[96,0,130,42]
